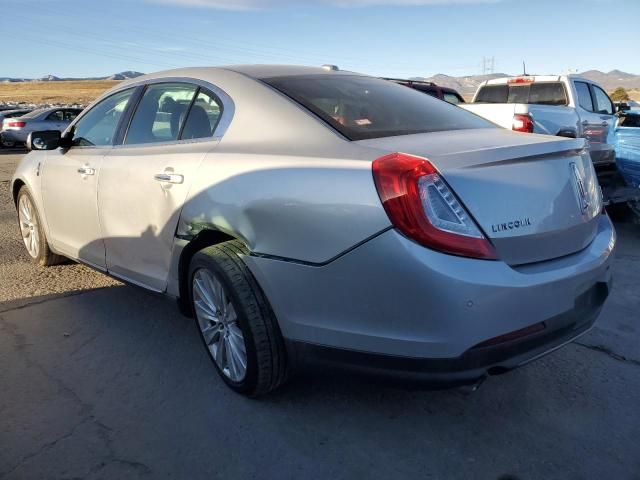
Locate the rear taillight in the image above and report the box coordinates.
[6,121,26,128]
[372,152,497,260]
[512,114,534,133]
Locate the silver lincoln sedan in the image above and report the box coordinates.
[11,65,615,396]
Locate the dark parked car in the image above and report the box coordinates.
[384,78,465,104]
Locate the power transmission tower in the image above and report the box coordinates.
[481,56,496,76]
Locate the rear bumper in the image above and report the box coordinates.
[246,214,615,374]
[290,280,608,383]
[0,130,27,143]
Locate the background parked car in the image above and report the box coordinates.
[384,78,465,104]
[461,75,618,167]
[612,109,640,216]
[0,109,33,147]
[1,107,82,146]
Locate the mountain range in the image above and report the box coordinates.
[411,70,640,97]
[2,69,639,96]
[0,71,145,83]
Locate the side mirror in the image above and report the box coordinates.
[27,130,62,151]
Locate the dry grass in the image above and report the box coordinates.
[626,89,640,102]
[0,80,120,105]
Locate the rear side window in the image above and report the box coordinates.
[264,75,493,141]
[181,89,223,140]
[126,83,197,145]
[443,92,464,104]
[475,82,567,105]
[575,82,594,111]
[46,110,64,121]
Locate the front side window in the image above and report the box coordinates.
[125,83,197,145]
[64,110,80,122]
[575,82,594,112]
[264,75,493,141]
[72,88,134,147]
[592,85,614,115]
[181,89,223,140]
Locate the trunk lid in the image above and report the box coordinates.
[359,128,602,265]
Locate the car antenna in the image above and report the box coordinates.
[523,61,528,76]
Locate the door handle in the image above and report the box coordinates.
[601,122,609,126]
[77,166,95,175]
[154,173,184,184]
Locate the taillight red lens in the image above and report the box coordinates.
[512,114,534,133]
[372,152,497,260]
[6,121,26,128]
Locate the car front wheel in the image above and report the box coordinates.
[16,187,65,266]
[189,240,288,396]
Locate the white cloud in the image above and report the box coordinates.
[148,0,502,10]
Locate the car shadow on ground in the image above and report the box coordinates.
[1,277,639,479]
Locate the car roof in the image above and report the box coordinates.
[223,64,360,79]
[483,74,592,86]
[122,65,362,88]
[0,109,31,114]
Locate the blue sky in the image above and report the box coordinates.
[4,0,638,79]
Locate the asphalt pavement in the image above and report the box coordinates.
[1,150,639,480]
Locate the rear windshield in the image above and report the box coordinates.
[263,75,493,141]
[475,82,568,106]
[21,109,48,119]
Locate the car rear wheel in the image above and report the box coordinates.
[189,240,288,396]
[16,187,65,266]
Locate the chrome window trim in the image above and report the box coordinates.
[116,77,233,149]
[65,77,235,150]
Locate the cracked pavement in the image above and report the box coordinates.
[1,151,639,479]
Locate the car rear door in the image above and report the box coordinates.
[574,80,616,165]
[41,88,137,267]
[97,82,226,291]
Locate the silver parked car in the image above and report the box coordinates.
[11,66,615,396]
[0,109,32,147]
[1,107,82,145]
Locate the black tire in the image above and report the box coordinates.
[16,186,66,266]
[189,240,288,396]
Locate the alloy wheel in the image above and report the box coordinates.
[193,268,247,382]
[18,195,40,259]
